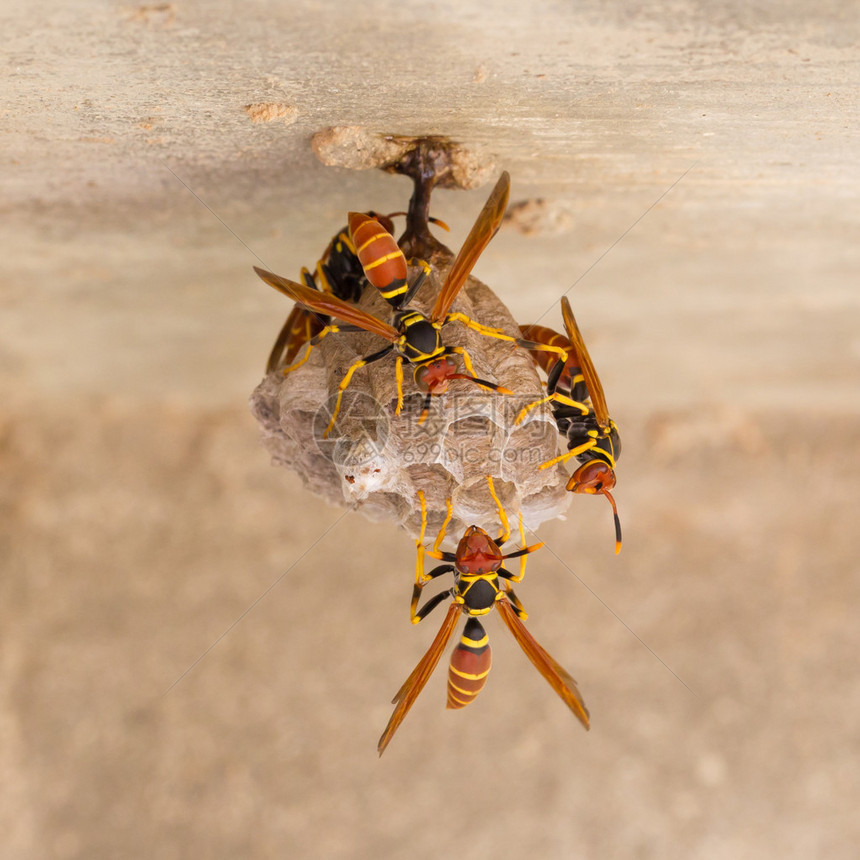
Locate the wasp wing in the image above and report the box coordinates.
[254,267,401,343]
[430,171,511,323]
[496,595,590,730]
[560,296,610,428]
[377,602,460,756]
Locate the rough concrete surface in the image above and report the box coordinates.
[2,1,859,858]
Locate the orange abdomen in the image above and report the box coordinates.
[520,324,571,376]
[348,212,408,295]
[446,619,492,710]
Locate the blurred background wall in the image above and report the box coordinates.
[2,1,858,857]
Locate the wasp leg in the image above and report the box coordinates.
[516,512,529,581]
[413,489,433,583]
[486,476,510,544]
[545,356,565,392]
[444,347,514,395]
[499,540,543,585]
[498,585,528,620]
[282,321,368,377]
[514,393,553,425]
[515,391,590,426]
[498,551,539,586]
[411,490,457,622]
[323,344,394,438]
[498,512,542,582]
[411,575,455,624]
[513,335,569,364]
[453,345,476,379]
[539,438,598,471]
[395,356,405,415]
[415,489,429,570]
[446,313,569,364]
[282,324,336,376]
[444,312,507,337]
[425,497,454,560]
[399,260,431,308]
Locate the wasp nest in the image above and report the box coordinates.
[250,261,570,539]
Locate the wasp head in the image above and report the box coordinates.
[455,526,504,575]
[414,357,458,395]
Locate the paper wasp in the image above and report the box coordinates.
[265,212,396,373]
[255,172,570,435]
[265,211,455,373]
[519,296,622,553]
[377,478,590,755]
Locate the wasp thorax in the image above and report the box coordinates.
[455,527,504,574]
[414,357,457,394]
[568,459,616,495]
[392,312,439,353]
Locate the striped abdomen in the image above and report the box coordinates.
[520,323,586,400]
[447,618,492,710]
[348,212,408,305]
[520,324,570,375]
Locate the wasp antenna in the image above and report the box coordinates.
[502,541,544,560]
[384,212,448,231]
[447,373,513,396]
[604,489,622,554]
[429,216,450,232]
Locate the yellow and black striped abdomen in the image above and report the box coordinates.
[447,618,492,710]
[348,212,408,303]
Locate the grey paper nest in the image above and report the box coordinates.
[250,261,571,540]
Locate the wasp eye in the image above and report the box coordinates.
[414,365,432,392]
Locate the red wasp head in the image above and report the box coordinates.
[414,357,458,395]
[455,526,504,575]
[567,460,622,554]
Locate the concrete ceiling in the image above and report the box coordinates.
[4,0,857,413]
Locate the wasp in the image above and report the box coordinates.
[265,212,398,373]
[255,172,570,435]
[266,210,452,373]
[519,296,622,553]
[377,477,590,755]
